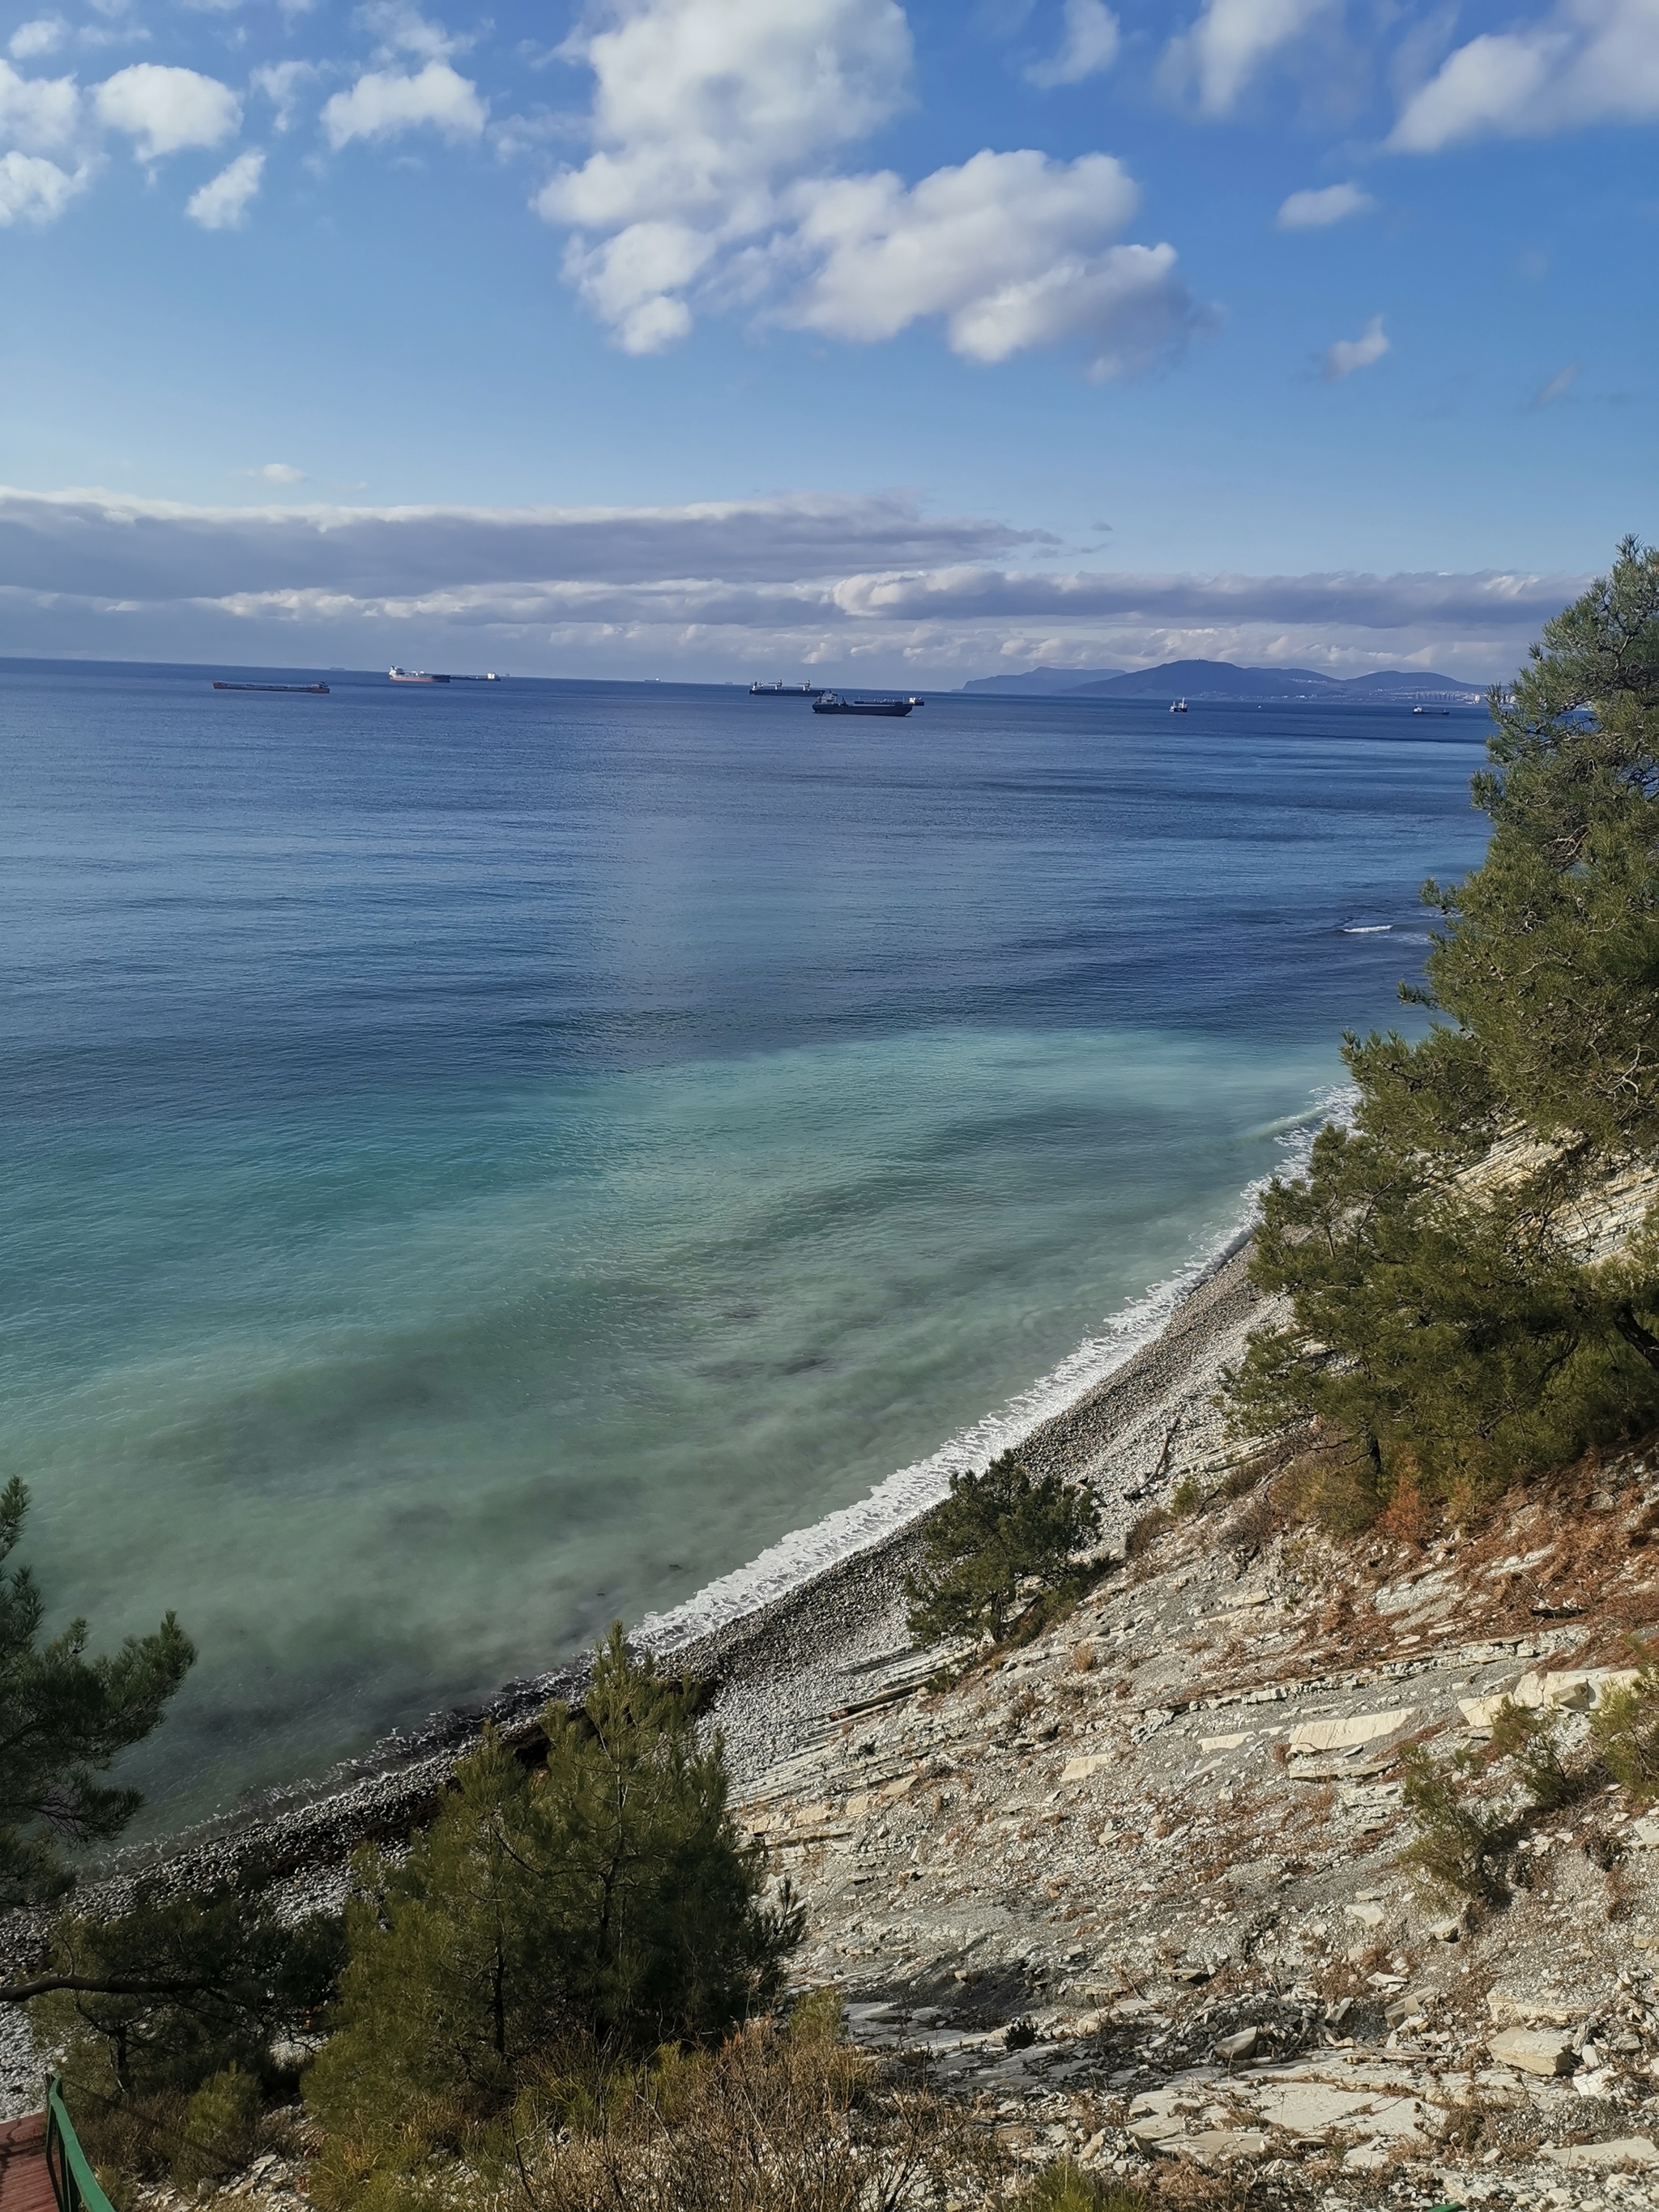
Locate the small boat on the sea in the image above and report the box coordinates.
[213,681,330,693]
[1170,697,1188,714]
[749,681,825,697]
[812,693,915,716]
[389,667,451,684]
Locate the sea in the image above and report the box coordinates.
[0,662,1493,1833]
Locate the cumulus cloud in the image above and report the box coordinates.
[8,19,65,59]
[1390,0,1659,150]
[1163,0,1329,114]
[784,151,1201,377]
[539,0,908,349]
[321,58,486,149]
[1276,179,1375,228]
[1323,313,1388,379]
[1027,0,1120,87]
[539,0,1192,370]
[0,146,86,221]
[186,145,262,227]
[95,63,240,157]
[0,56,79,149]
[544,0,907,234]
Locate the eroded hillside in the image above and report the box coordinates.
[738,1441,1659,2209]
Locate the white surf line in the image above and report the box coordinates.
[637,1084,1354,1657]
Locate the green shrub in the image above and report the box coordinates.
[306,1626,803,2207]
[904,1453,1101,1647]
[1486,1699,1584,1813]
[1398,1745,1512,1904]
[1011,2165,1154,2212]
[1169,1477,1204,1517]
[1399,1699,1606,1902]
[172,2063,263,2191]
[1591,1664,1659,1800]
[786,1984,846,2045]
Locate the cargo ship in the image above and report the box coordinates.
[389,667,450,684]
[213,680,329,693]
[811,693,920,717]
[749,681,825,697]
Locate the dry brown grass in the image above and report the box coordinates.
[503,2014,998,2212]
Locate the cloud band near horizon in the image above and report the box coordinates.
[0,484,1588,684]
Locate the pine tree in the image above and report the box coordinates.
[904,1452,1101,1647]
[1230,539,1659,1506]
[0,1476,194,1911]
[32,1868,343,2098]
[306,1627,803,2201]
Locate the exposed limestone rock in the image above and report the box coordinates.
[1489,2027,1580,2077]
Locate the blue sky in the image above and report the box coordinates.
[1,0,1654,680]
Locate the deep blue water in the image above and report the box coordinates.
[0,664,1492,1828]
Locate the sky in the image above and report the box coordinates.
[1,0,1655,682]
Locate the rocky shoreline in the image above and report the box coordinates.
[102,1238,1273,1879]
[0,1238,1271,2118]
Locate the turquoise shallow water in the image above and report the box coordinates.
[0,665,1492,1829]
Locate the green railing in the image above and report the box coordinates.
[45,2075,116,2212]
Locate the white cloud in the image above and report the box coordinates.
[1027,0,1120,87]
[321,59,486,149]
[0,147,86,220]
[0,481,1578,680]
[1323,312,1389,379]
[537,0,910,350]
[541,0,907,233]
[539,0,1191,372]
[1163,0,1330,115]
[1533,361,1580,404]
[1390,0,1659,150]
[253,461,305,481]
[361,3,468,62]
[1276,179,1375,228]
[250,60,315,132]
[817,564,1581,635]
[0,56,79,150]
[0,485,1039,598]
[186,145,262,226]
[8,19,65,60]
[785,151,1200,377]
[95,63,241,158]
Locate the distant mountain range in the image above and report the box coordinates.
[962,665,1125,696]
[963,658,1486,702]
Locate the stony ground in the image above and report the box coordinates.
[730,1432,1659,2210]
[23,1239,1659,2210]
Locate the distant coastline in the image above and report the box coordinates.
[962,654,1491,704]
